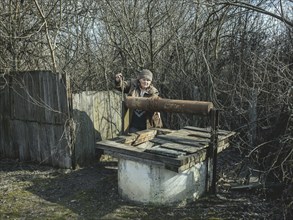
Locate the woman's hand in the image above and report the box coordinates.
[156,112,161,119]
[115,73,123,82]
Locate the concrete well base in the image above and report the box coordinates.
[118,157,207,204]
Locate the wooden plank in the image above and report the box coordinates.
[103,149,181,173]
[93,91,121,140]
[0,75,10,116]
[165,130,210,142]
[178,149,207,167]
[145,146,187,158]
[0,116,16,158]
[42,72,54,123]
[135,141,154,149]
[177,129,211,138]
[217,142,230,153]
[73,107,95,167]
[50,125,60,167]
[167,143,230,172]
[38,72,46,123]
[24,73,35,122]
[155,134,209,147]
[97,139,152,153]
[184,126,211,133]
[176,155,206,173]
[116,129,157,145]
[0,115,3,157]
[118,128,171,144]
[183,126,236,139]
[162,149,208,173]
[53,73,62,124]
[115,133,138,144]
[150,136,207,148]
[169,128,235,143]
[113,152,165,166]
[51,125,72,169]
[39,124,52,164]
[10,74,29,121]
[11,120,30,161]
[54,73,68,124]
[160,142,207,154]
[27,122,41,162]
[150,128,175,135]
[133,129,157,145]
[153,139,228,159]
[123,102,130,134]
[96,140,182,166]
[50,72,62,124]
[177,128,231,140]
[41,71,64,125]
[149,137,172,145]
[168,130,211,143]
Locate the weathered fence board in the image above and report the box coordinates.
[27,122,41,162]
[1,71,122,168]
[39,124,52,164]
[0,116,17,158]
[0,78,10,117]
[0,71,71,168]
[93,91,121,139]
[72,91,121,167]
[11,120,30,161]
[9,71,68,124]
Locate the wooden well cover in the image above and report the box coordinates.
[96,126,235,173]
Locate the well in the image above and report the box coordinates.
[118,157,206,204]
[97,97,235,204]
[97,126,235,204]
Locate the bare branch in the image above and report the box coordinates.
[215,1,293,27]
[33,0,57,73]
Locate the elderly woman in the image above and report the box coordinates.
[115,69,162,133]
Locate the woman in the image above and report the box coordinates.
[115,69,162,133]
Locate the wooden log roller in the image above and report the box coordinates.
[125,97,214,115]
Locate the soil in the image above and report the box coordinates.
[0,149,287,220]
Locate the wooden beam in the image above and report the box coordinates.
[183,126,236,139]
[133,129,157,145]
[96,140,183,166]
[125,97,214,115]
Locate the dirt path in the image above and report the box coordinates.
[0,153,285,220]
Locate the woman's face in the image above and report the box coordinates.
[139,78,151,89]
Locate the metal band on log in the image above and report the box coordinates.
[125,97,214,116]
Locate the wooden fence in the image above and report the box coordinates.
[72,91,121,167]
[0,71,71,168]
[0,71,122,168]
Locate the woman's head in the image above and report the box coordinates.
[138,69,153,89]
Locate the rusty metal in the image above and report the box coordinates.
[125,97,214,116]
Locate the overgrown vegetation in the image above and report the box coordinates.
[0,0,292,218]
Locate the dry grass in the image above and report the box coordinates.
[0,154,286,220]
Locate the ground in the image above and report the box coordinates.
[0,149,287,220]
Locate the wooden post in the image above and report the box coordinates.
[120,78,129,135]
[207,108,219,194]
[122,100,130,134]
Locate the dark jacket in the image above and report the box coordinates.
[115,78,162,130]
